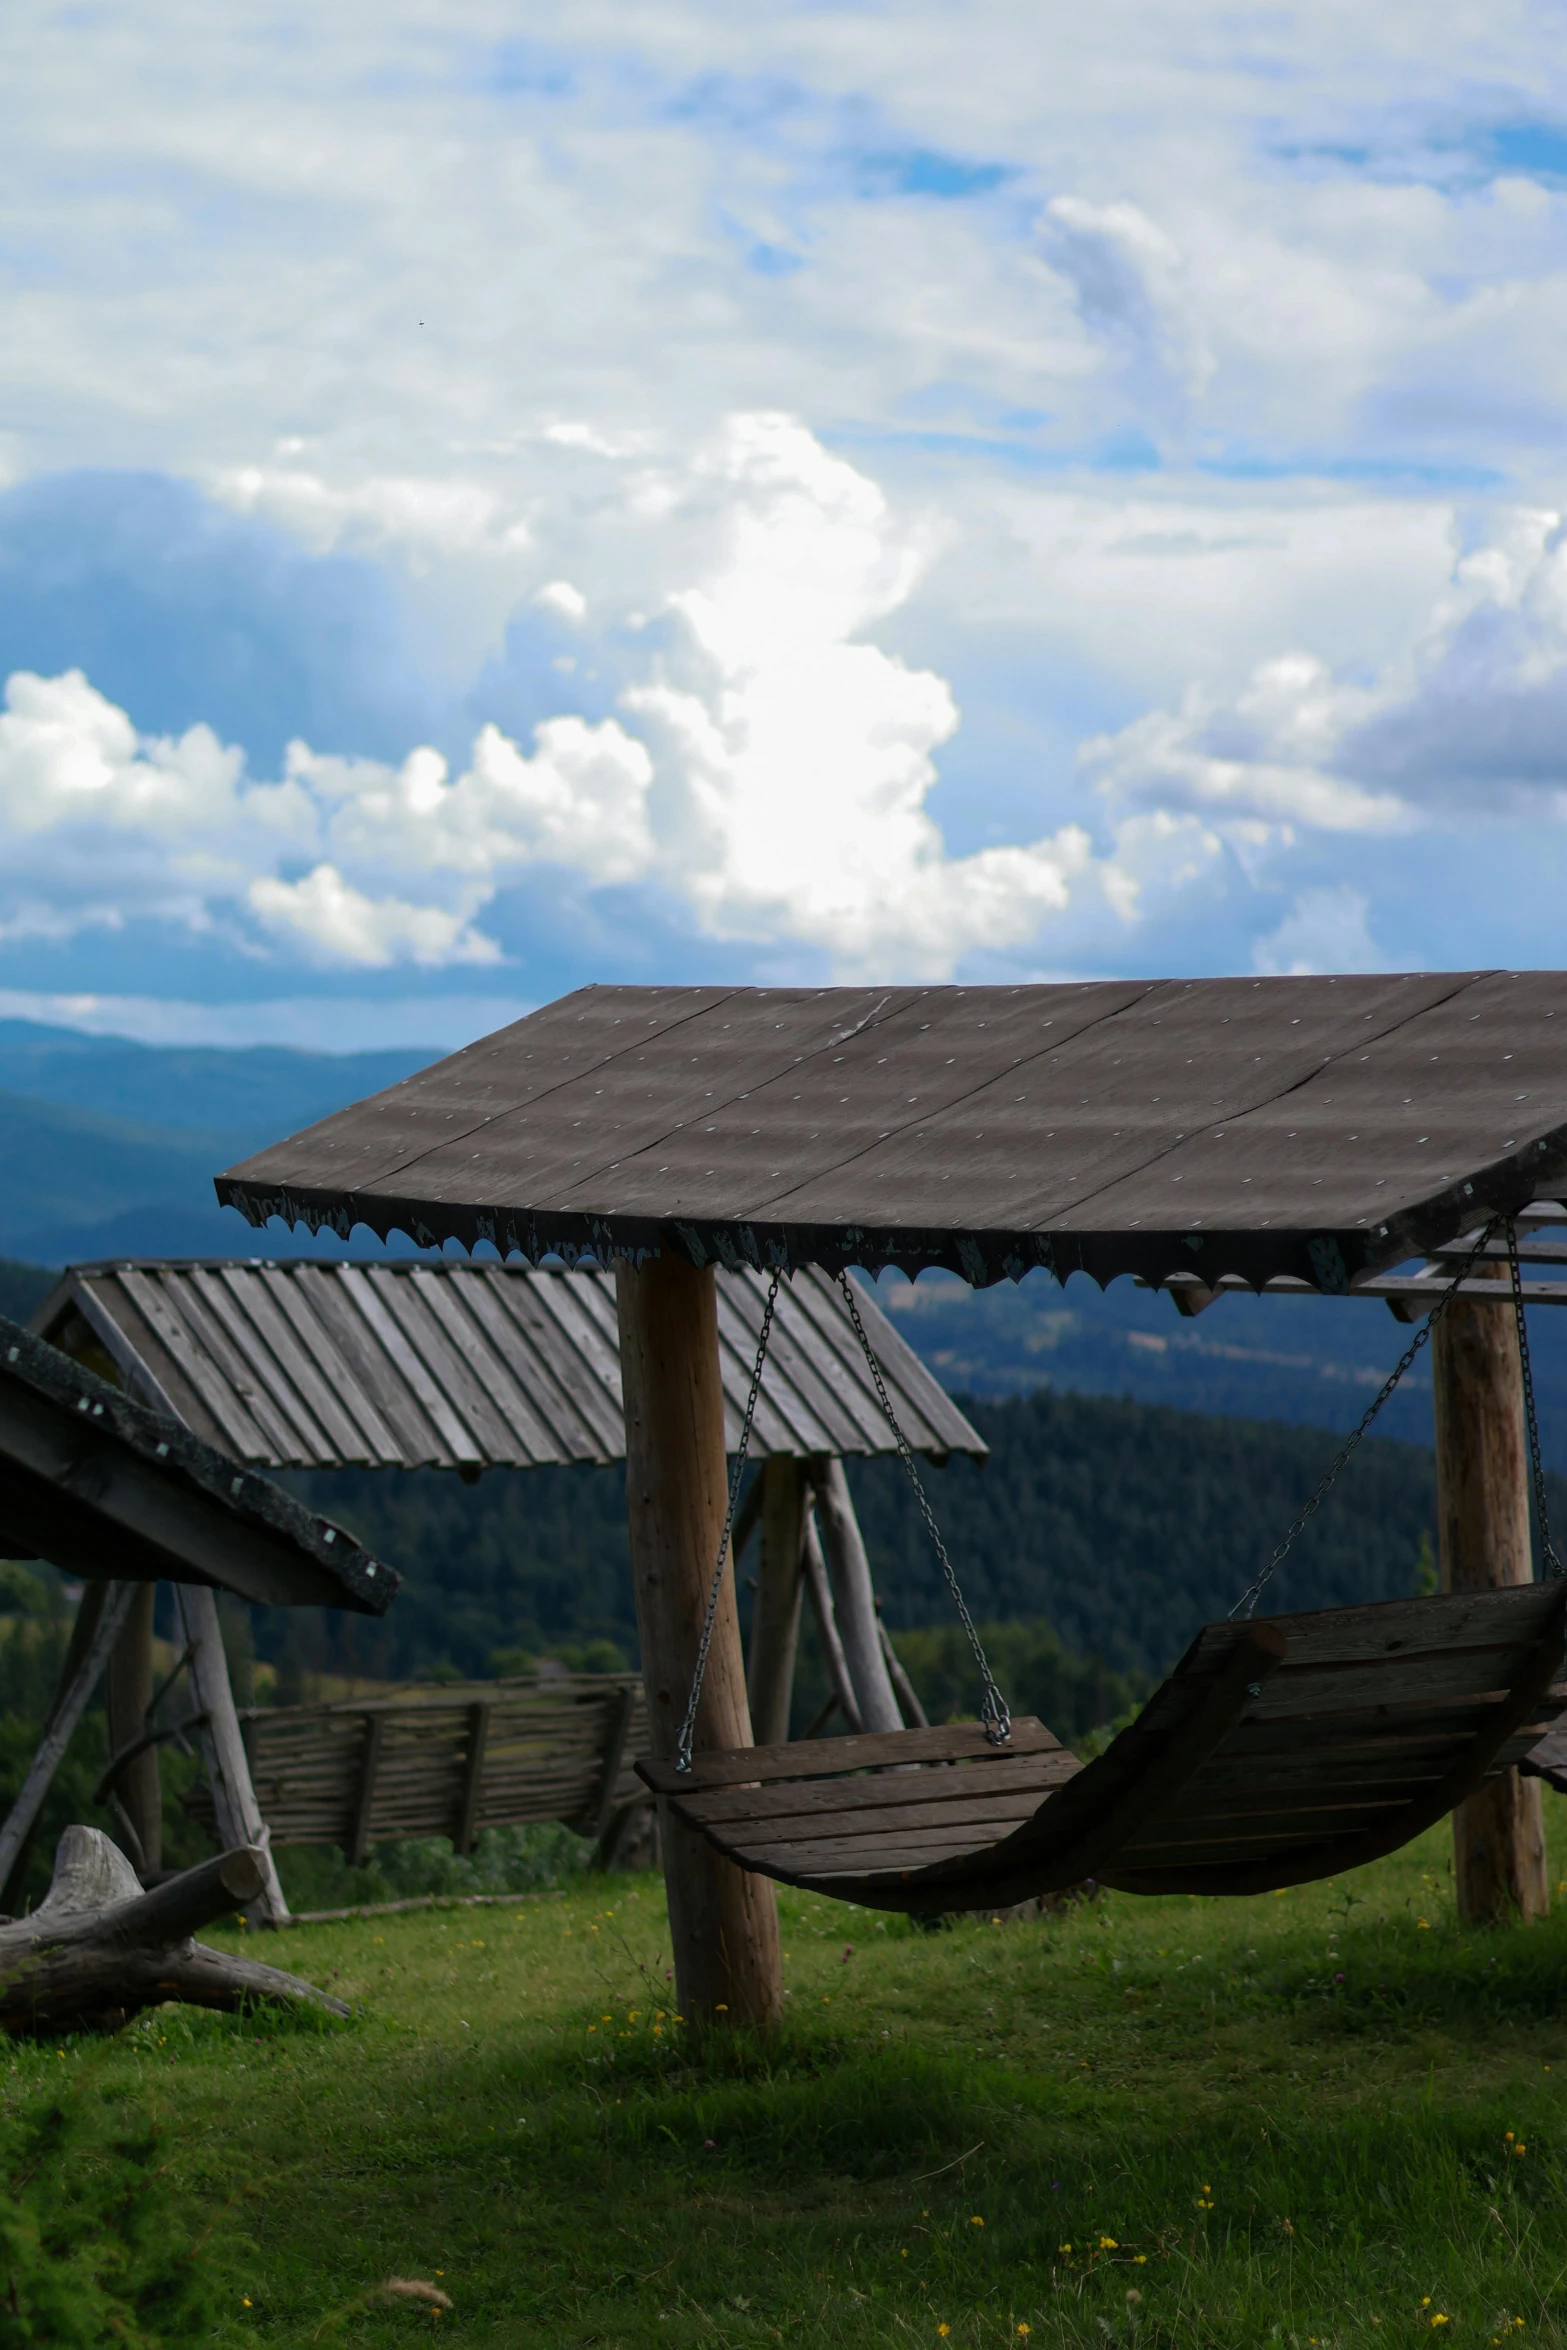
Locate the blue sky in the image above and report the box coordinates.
[3,2,1567,1049]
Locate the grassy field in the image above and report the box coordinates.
[15,1809,1567,2349]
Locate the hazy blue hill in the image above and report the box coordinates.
[0,1090,255,1260]
[871,1264,1567,1467]
[0,1024,435,1265]
[0,1021,433,1135]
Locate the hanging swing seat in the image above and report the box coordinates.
[639,1582,1567,1912]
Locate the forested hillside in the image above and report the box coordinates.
[275,1387,1508,1698]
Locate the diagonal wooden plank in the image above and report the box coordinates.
[640,1716,1060,1794]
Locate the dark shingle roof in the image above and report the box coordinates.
[215,973,1567,1292]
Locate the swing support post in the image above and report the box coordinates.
[1431,1270,1550,1926]
[615,1253,783,2029]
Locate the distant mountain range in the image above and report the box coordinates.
[2,1016,1567,1466]
[0,1020,434,1265]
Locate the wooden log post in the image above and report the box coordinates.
[105,1584,161,1878]
[172,1585,291,1929]
[0,1580,139,1903]
[616,1255,783,2030]
[808,1456,904,1732]
[801,1509,864,1733]
[1431,1280,1550,1926]
[747,1459,808,1747]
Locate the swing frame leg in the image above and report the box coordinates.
[616,1254,783,2030]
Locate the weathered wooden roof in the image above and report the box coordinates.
[0,1312,397,1610]
[30,1259,984,1472]
[214,974,1567,1294]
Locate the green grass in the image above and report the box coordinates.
[16,1809,1567,2347]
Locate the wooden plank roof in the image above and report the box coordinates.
[0,1312,397,1610]
[213,973,1567,1294]
[30,1259,984,1472]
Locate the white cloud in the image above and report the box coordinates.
[0,419,1120,977]
[619,414,1093,973]
[15,412,1567,990]
[1080,506,1567,846]
[1038,197,1211,412]
[534,579,587,622]
[1252,885,1387,975]
[0,661,654,967]
[1080,655,1407,834]
[288,715,656,891]
[248,864,498,968]
[210,464,534,564]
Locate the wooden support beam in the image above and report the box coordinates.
[0,1580,138,1901]
[591,1684,638,1845]
[455,1702,492,1856]
[808,1456,904,1733]
[616,1255,782,2030]
[1431,1276,1549,1925]
[878,1614,928,1728]
[173,1586,290,1927]
[729,1470,766,1568]
[747,1459,808,1746]
[350,1714,385,1870]
[105,1584,160,1878]
[802,1509,863,1733]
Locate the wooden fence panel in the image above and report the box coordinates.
[185,1674,651,1853]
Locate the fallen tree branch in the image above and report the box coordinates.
[0,1827,348,2035]
[288,1889,567,1925]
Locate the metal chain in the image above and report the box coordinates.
[1506,1218,1563,1580]
[837,1273,1012,1747]
[675,1270,782,1775]
[1232,1214,1507,1620]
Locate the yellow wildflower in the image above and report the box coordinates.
[1099,2237,1118,2250]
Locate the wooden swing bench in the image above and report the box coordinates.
[641,1582,1567,1911]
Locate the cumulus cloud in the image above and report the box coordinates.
[0,418,1116,978]
[534,580,587,622]
[1251,885,1387,975]
[1081,654,1406,833]
[620,414,1092,972]
[210,463,534,564]
[1038,196,1211,415]
[248,865,497,967]
[1082,508,1567,857]
[32,419,1567,988]
[0,664,651,968]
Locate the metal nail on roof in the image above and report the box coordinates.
[213,973,1567,1294]
[31,1259,984,1473]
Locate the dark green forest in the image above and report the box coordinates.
[274,1386,1504,1694]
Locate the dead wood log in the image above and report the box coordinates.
[801,1508,863,1733]
[0,1826,348,2035]
[807,1456,904,1732]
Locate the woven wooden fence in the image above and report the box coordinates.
[184,1673,650,1865]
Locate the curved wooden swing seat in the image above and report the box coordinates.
[639,1583,1567,1912]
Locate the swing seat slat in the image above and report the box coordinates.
[638,1583,1567,1910]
